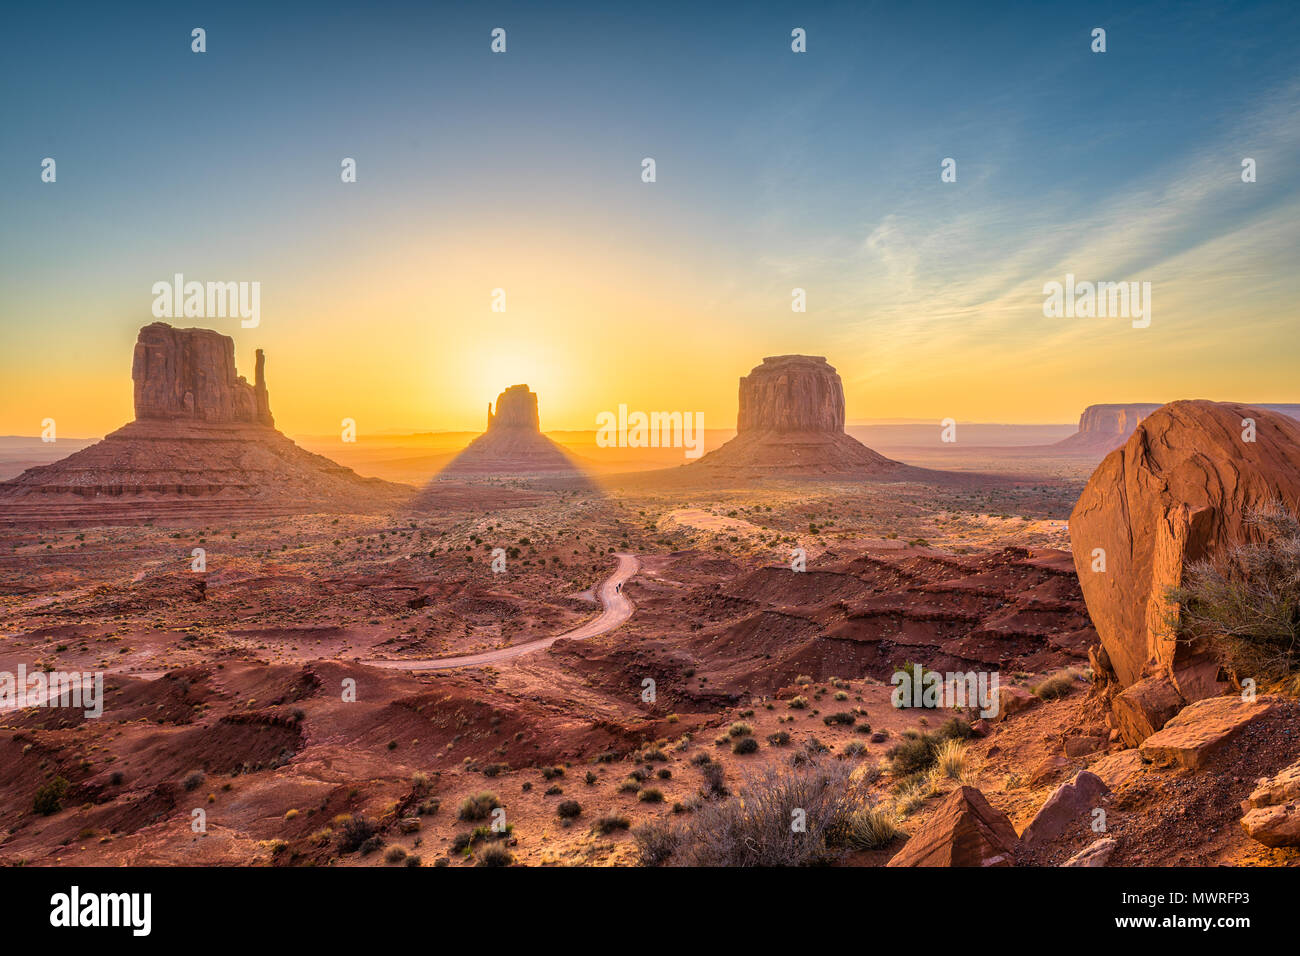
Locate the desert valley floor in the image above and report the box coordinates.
[3,449,1297,868]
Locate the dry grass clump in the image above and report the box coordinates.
[1032,669,1081,700]
[1170,502,1300,689]
[457,792,501,821]
[632,759,897,866]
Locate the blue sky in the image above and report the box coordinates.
[2,0,1298,434]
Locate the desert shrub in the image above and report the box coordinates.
[893,772,940,816]
[640,747,668,762]
[1032,669,1079,700]
[182,770,205,791]
[767,731,791,746]
[593,814,631,835]
[841,741,867,757]
[638,760,867,866]
[690,752,713,766]
[477,844,513,867]
[33,776,69,815]
[457,792,501,821]
[727,722,753,738]
[787,695,809,710]
[937,717,973,740]
[892,662,941,708]
[482,763,509,778]
[584,771,598,785]
[336,814,379,853]
[1169,502,1300,686]
[732,736,759,755]
[556,800,582,819]
[699,762,729,798]
[633,820,680,865]
[359,834,384,855]
[384,845,407,864]
[835,804,905,850]
[540,765,565,780]
[929,738,970,783]
[885,731,940,776]
[618,778,641,793]
[823,711,854,726]
[639,787,665,803]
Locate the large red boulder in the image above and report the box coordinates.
[1069,401,1300,706]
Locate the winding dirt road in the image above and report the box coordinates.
[364,552,640,671]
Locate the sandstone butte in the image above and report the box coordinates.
[1069,400,1300,744]
[436,383,584,477]
[0,322,409,525]
[693,354,900,475]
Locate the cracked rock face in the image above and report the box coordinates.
[1070,399,1300,695]
[736,355,845,434]
[132,322,273,426]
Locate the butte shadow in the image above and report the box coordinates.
[605,354,999,492]
[0,322,411,527]
[408,383,600,514]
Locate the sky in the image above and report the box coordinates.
[2,0,1299,437]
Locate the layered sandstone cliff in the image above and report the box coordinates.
[133,322,273,426]
[737,355,845,433]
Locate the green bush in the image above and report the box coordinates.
[33,776,69,816]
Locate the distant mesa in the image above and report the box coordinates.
[0,323,409,526]
[1056,401,1300,454]
[434,384,587,478]
[694,355,900,475]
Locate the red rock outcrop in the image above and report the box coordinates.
[886,786,1018,867]
[1139,696,1277,770]
[1019,770,1109,848]
[1069,401,1300,712]
[694,355,899,475]
[1240,758,1300,847]
[133,322,273,426]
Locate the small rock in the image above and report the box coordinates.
[1140,697,1277,770]
[1061,836,1118,867]
[1021,771,1110,849]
